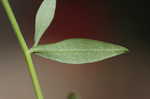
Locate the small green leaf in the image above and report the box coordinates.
[30,38,128,64]
[34,0,56,46]
[68,92,77,99]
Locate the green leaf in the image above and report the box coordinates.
[30,38,128,64]
[34,0,56,46]
[68,92,77,99]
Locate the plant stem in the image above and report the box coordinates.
[0,0,44,99]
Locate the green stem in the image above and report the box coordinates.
[0,0,44,99]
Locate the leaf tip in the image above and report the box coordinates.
[122,46,129,54]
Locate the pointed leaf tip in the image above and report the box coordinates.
[31,38,129,64]
[34,0,56,46]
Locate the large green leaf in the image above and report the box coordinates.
[34,0,56,46]
[30,38,128,64]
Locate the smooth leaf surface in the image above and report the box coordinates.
[34,0,56,46]
[30,38,128,64]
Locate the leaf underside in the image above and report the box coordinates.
[31,38,128,64]
[34,0,56,46]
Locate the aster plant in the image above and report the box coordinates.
[0,0,128,99]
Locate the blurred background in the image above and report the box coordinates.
[0,0,150,99]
